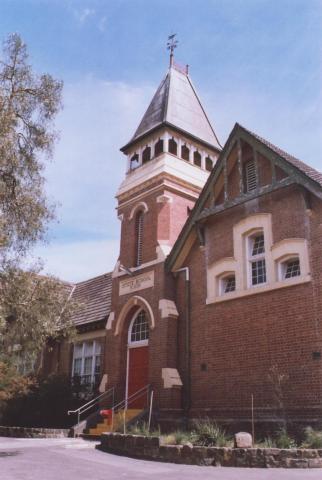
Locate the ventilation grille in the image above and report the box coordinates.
[245,160,257,192]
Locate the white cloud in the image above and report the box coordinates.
[38,75,154,281]
[74,7,95,25]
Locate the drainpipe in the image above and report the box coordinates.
[173,267,191,419]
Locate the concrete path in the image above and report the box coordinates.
[0,437,321,480]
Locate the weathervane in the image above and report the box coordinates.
[167,33,178,67]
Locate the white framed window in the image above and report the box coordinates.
[248,231,267,286]
[128,310,149,346]
[245,160,257,192]
[278,256,301,281]
[72,340,102,389]
[218,274,236,295]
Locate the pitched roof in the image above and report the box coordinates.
[122,65,222,151]
[240,124,322,188]
[70,272,112,327]
[166,122,322,271]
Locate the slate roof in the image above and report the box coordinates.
[70,272,112,327]
[239,124,322,188]
[122,65,222,151]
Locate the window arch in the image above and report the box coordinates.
[205,156,213,172]
[168,138,177,156]
[135,210,144,267]
[142,146,151,164]
[181,145,190,161]
[130,154,139,170]
[193,151,201,167]
[154,139,164,157]
[128,310,149,345]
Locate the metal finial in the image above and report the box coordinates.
[167,33,178,67]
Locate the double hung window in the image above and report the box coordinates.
[248,232,266,286]
[72,340,102,389]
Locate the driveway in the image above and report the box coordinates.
[0,437,321,480]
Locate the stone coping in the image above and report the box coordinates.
[98,432,322,468]
[0,426,70,438]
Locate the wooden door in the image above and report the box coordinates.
[127,346,149,408]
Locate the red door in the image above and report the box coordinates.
[127,346,149,408]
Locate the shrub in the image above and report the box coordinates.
[302,427,322,449]
[128,421,160,437]
[275,428,297,449]
[256,437,276,448]
[162,430,192,445]
[2,373,83,428]
[191,418,231,447]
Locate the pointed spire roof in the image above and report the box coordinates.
[121,65,221,152]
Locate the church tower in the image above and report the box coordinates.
[106,49,221,414]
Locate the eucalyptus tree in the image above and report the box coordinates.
[0,34,74,373]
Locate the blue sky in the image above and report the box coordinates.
[1,0,321,281]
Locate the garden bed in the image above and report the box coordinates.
[97,433,322,468]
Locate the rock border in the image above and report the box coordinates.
[98,432,322,468]
[0,425,70,438]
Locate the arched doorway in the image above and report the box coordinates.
[126,309,149,408]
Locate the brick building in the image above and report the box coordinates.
[45,57,322,428]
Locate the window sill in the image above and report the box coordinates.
[206,274,311,305]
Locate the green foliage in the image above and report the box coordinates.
[302,427,322,449]
[0,33,62,254]
[191,418,231,447]
[2,373,83,428]
[256,437,276,448]
[275,428,297,449]
[0,260,76,365]
[128,421,160,437]
[0,34,76,373]
[0,361,32,404]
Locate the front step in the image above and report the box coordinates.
[85,409,143,436]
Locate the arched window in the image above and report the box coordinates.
[129,310,149,345]
[130,154,139,171]
[142,146,151,164]
[193,151,201,167]
[205,156,213,172]
[135,211,144,267]
[154,139,163,157]
[181,145,190,161]
[168,138,177,156]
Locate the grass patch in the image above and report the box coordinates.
[191,418,232,447]
[302,427,322,449]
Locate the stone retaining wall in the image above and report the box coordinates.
[0,426,70,438]
[98,433,322,468]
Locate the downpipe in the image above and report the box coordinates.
[173,267,191,421]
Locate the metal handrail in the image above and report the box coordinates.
[112,384,150,412]
[111,384,151,434]
[68,386,115,425]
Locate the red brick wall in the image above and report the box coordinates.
[175,185,322,420]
